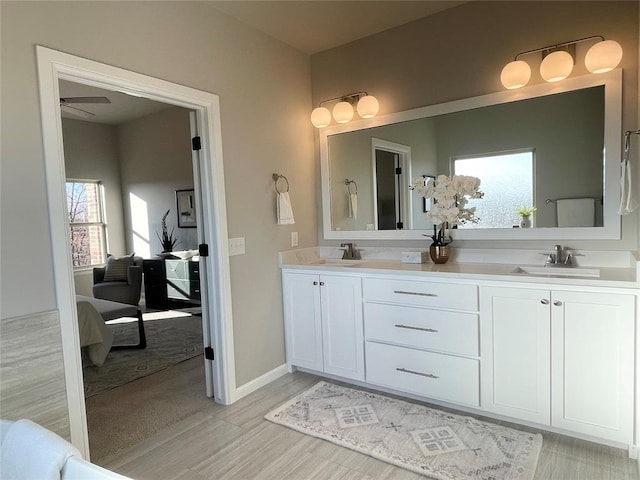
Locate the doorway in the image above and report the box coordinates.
[36,46,236,458]
[371,138,412,231]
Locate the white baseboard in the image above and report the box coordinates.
[234,363,289,401]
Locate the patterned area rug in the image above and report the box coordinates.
[265,381,542,480]
[83,314,203,397]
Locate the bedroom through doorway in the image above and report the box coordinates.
[60,79,208,461]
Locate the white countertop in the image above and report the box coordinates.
[279,247,640,289]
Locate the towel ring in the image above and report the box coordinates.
[345,179,358,195]
[272,173,289,193]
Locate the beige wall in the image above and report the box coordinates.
[0,0,316,437]
[62,118,127,255]
[117,106,197,258]
[312,0,639,250]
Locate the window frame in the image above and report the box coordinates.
[451,148,536,229]
[66,179,108,269]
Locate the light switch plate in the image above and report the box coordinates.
[291,231,298,247]
[229,237,245,256]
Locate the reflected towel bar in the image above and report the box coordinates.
[345,178,358,194]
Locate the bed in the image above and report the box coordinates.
[76,295,146,367]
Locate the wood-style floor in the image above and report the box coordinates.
[103,363,638,480]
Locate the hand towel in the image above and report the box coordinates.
[348,193,358,219]
[0,419,82,480]
[277,192,295,225]
[557,198,595,227]
[618,158,638,215]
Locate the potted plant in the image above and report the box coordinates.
[516,205,537,228]
[411,175,484,263]
[157,210,179,253]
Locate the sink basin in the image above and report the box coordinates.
[515,265,601,278]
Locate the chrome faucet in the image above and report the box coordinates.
[542,245,573,267]
[341,242,361,260]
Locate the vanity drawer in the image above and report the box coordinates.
[366,341,479,406]
[363,278,478,311]
[364,303,479,356]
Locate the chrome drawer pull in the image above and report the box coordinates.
[395,324,438,333]
[393,290,437,297]
[396,367,439,379]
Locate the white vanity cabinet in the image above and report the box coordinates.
[282,271,364,381]
[481,286,635,444]
[363,277,481,407]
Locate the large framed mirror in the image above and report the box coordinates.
[320,70,622,241]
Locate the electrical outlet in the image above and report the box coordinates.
[366,224,375,231]
[291,231,298,247]
[228,237,245,256]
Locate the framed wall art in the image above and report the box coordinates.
[176,189,196,228]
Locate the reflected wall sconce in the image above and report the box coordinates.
[311,91,379,128]
[501,36,623,90]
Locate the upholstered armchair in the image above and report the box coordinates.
[93,254,143,306]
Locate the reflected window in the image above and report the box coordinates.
[453,151,534,228]
[66,180,107,267]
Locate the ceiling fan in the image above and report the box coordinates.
[59,96,111,118]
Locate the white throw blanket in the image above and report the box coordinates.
[277,192,295,225]
[76,299,114,367]
[0,419,81,480]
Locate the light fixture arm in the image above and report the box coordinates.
[513,35,604,61]
[317,91,369,108]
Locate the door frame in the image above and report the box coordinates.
[36,46,236,458]
[370,138,411,230]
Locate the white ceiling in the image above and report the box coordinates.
[59,80,175,125]
[60,1,465,124]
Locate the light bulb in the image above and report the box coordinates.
[540,50,574,82]
[356,95,379,118]
[585,40,623,73]
[500,60,532,89]
[310,107,331,128]
[333,101,354,124]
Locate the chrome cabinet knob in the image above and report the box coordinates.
[553,300,563,306]
[540,299,549,305]
[313,281,318,285]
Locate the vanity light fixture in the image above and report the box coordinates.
[311,92,379,128]
[501,36,623,89]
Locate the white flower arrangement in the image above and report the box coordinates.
[411,175,484,245]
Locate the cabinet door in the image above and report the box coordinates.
[481,286,551,425]
[282,272,323,371]
[320,275,364,381]
[551,291,634,443]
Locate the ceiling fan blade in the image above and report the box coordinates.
[61,104,95,119]
[60,96,111,104]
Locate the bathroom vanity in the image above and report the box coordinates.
[280,247,639,455]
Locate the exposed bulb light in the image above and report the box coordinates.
[585,40,623,73]
[310,107,331,128]
[332,101,354,123]
[356,95,379,118]
[500,60,532,89]
[540,50,574,82]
